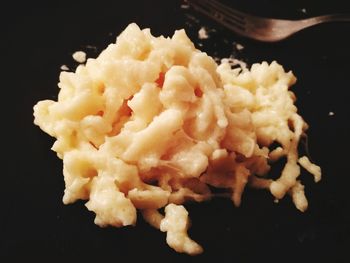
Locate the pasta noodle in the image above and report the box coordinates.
[33,23,321,255]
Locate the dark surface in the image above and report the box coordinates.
[3,1,350,262]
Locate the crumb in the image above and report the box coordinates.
[301,8,307,14]
[181,3,190,9]
[328,111,335,116]
[198,42,203,47]
[235,43,244,51]
[72,51,87,63]
[60,65,69,71]
[198,27,209,39]
[86,45,97,50]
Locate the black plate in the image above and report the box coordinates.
[3,1,350,262]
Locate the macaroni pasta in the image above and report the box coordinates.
[34,23,321,255]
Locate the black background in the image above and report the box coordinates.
[3,0,350,262]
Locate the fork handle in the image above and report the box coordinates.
[303,13,350,28]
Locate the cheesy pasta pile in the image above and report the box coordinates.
[33,23,321,255]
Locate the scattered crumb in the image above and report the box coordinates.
[328,111,335,116]
[72,51,87,63]
[181,3,190,9]
[301,8,307,14]
[198,27,209,39]
[60,65,69,71]
[274,199,279,203]
[85,45,97,50]
[108,32,113,36]
[198,42,203,47]
[235,43,244,51]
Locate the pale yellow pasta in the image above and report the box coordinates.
[160,204,203,255]
[298,156,322,182]
[33,23,321,255]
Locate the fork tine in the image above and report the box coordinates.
[202,0,246,20]
[190,0,248,24]
[189,0,246,33]
[201,0,245,25]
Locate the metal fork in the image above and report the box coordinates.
[188,0,350,42]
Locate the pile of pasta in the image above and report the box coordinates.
[33,23,321,255]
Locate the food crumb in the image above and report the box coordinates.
[181,3,190,9]
[72,51,87,63]
[60,65,69,71]
[85,45,97,51]
[235,43,244,50]
[301,8,307,13]
[198,27,209,39]
[328,111,335,116]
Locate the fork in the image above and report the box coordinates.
[188,0,350,42]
